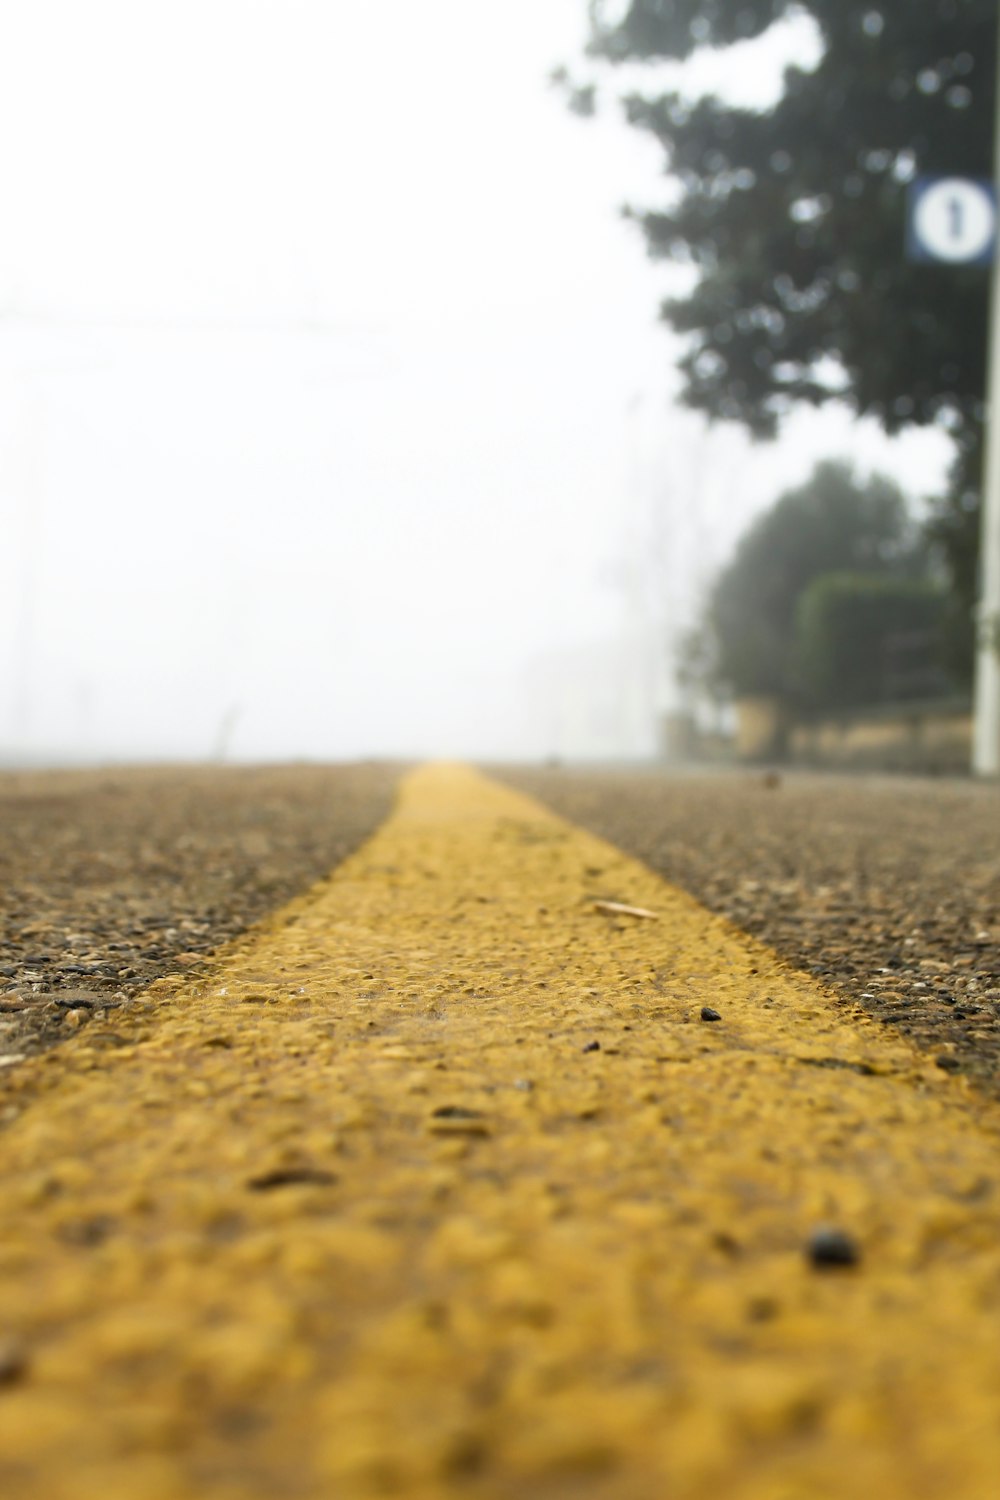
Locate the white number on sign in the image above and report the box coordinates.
[914,178,996,263]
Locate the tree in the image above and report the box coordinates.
[559,1,997,631]
[695,460,932,703]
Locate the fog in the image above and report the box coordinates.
[1,0,952,766]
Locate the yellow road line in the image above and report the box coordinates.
[2,763,999,1499]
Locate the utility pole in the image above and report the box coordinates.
[972,11,1000,775]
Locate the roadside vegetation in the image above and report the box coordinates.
[677,460,962,716]
[557,1,994,705]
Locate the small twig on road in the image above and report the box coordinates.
[591,899,658,921]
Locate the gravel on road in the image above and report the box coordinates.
[0,762,402,1068]
[498,766,1000,1098]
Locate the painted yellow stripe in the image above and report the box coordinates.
[2,763,999,1500]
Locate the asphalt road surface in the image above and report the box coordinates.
[5,768,1000,1494]
[500,764,1000,1098]
[2,760,998,1093]
[2,761,1000,1499]
[0,763,401,1068]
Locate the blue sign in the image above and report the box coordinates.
[907,177,997,265]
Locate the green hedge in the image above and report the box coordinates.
[795,574,951,712]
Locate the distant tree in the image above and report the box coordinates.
[693,460,930,702]
[558,0,997,642]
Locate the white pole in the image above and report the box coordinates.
[972,12,1000,775]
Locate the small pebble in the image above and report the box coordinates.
[700,1007,722,1022]
[746,1296,780,1322]
[712,1230,741,1256]
[582,1040,601,1053]
[247,1168,338,1191]
[0,1339,28,1385]
[807,1226,860,1269]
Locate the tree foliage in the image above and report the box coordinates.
[568,0,996,439]
[697,460,930,702]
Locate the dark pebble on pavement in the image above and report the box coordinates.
[806,1226,861,1269]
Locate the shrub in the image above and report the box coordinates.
[795,574,952,712]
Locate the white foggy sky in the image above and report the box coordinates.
[0,0,952,763]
